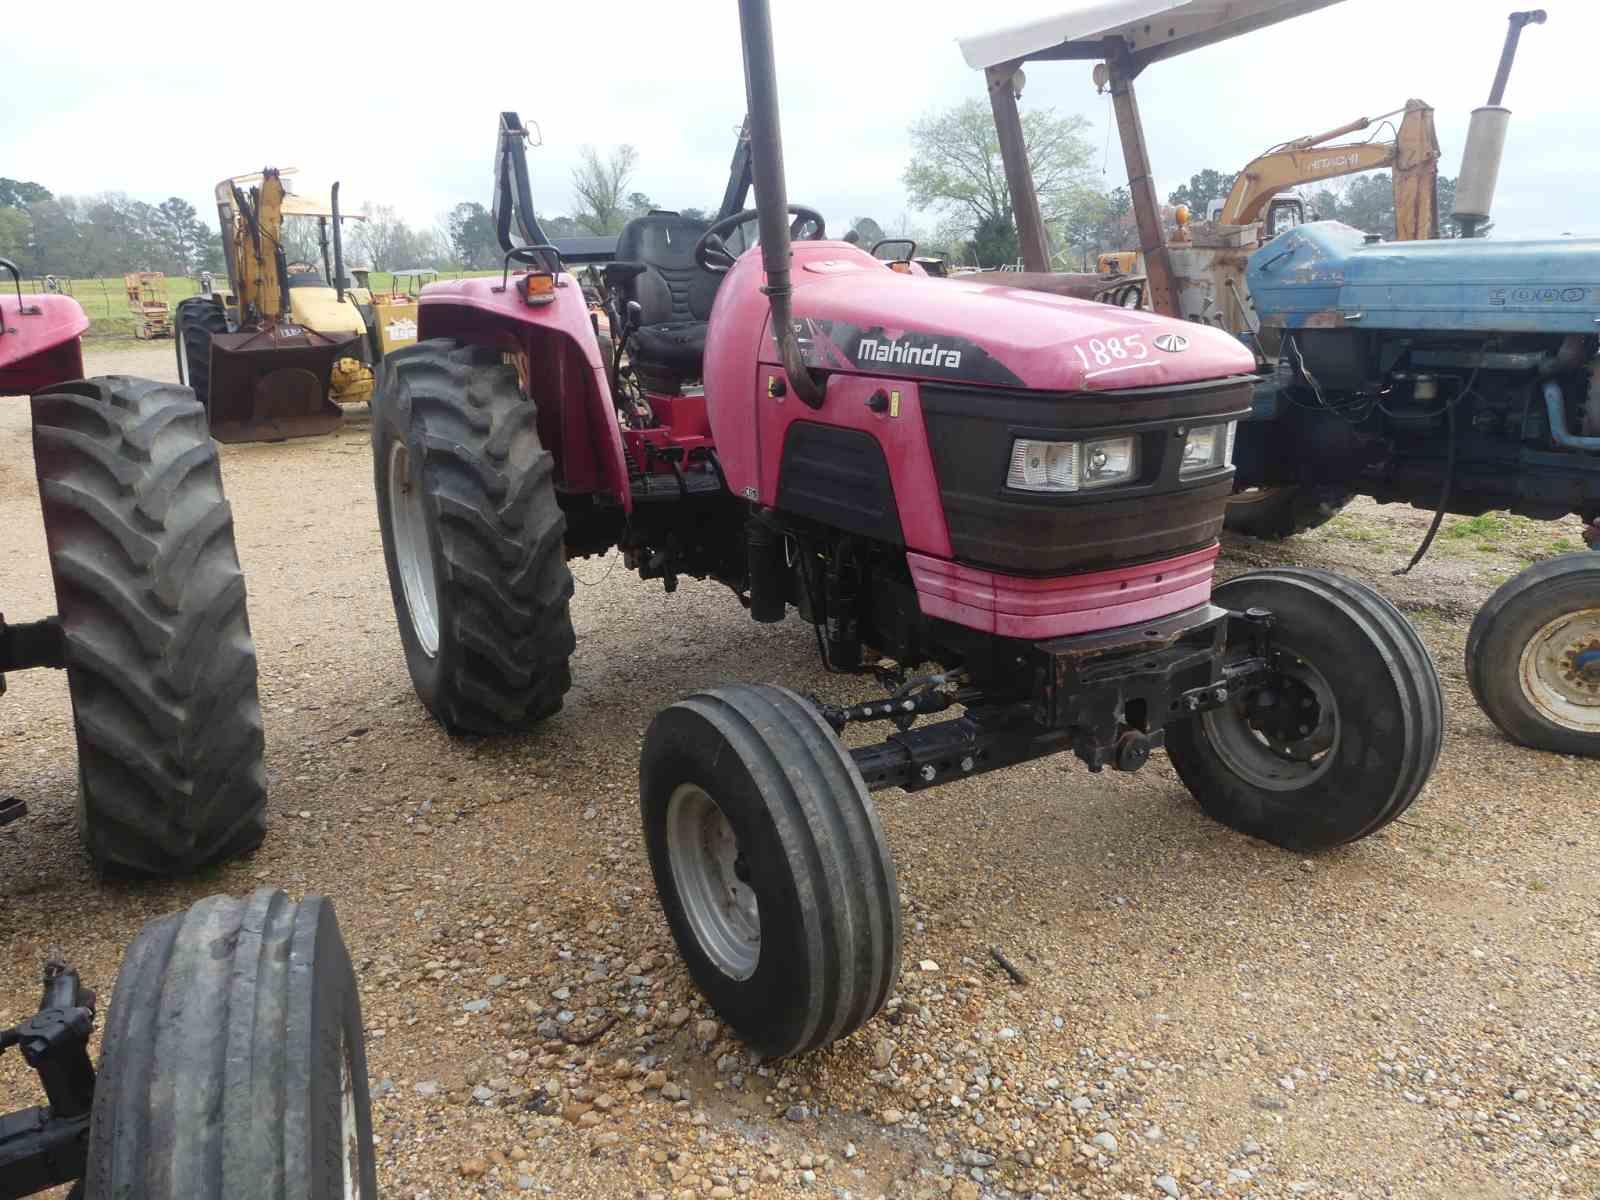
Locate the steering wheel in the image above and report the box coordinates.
[694,206,827,273]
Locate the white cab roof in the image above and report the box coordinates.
[958,0,1344,69]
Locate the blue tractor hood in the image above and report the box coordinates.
[1247,221,1600,335]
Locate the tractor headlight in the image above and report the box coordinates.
[1179,420,1238,478]
[1007,435,1139,493]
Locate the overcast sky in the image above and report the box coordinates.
[6,0,1595,243]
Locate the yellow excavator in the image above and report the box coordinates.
[174,169,374,442]
[1206,99,1440,239]
[1163,99,1441,339]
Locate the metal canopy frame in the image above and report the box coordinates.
[960,0,1344,314]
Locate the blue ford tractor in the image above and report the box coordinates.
[964,3,1598,758]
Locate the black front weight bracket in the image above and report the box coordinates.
[0,962,97,1200]
[847,604,1277,791]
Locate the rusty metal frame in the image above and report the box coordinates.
[980,0,1343,316]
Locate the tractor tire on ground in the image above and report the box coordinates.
[1165,567,1443,851]
[640,684,901,1057]
[86,889,377,1199]
[373,338,576,735]
[1223,484,1354,539]
[31,377,266,875]
[1466,552,1600,756]
[174,296,227,410]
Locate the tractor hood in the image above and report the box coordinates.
[1249,220,1600,334]
[287,285,369,340]
[763,244,1254,391]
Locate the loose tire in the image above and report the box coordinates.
[641,684,901,1057]
[1166,567,1443,850]
[1224,484,1354,539]
[1466,553,1600,756]
[373,339,576,734]
[174,296,227,410]
[86,889,377,1199]
[31,377,266,875]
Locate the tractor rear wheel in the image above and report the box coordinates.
[641,684,901,1057]
[1466,553,1600,756]
[373,339,576,735]
[31,377,266,875]
[1223,484,1353,539]
[86,889,377,1199]
[1165,567,1443,851]
[174,296,227,410]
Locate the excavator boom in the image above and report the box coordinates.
[1217,100,1439,238]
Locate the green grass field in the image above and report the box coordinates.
[6,270,501,339]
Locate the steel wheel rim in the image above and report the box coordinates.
[1517,607,1600,732]
[340,1030,361,1199]
[1203,654,1340,791]
[665,783,760,980]
[387,440,439,657]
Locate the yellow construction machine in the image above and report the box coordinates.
[1205,99,1441,239]
[351,267,431,361]
[1163,99,1440,339]
[174,169,374,442]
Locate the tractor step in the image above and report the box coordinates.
[629,468,725,503]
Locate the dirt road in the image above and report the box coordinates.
[2,341,1596,1200]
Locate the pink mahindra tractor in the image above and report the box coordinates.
[372,0,1443,1058]
[1,265,376,1199]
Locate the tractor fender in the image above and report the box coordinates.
[418,277,630,508]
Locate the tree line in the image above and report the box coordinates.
[1,178,221,278]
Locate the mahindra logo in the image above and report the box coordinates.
[1153,333,1189,353]
[857,337,963,370]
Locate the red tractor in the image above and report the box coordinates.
[371,0,1443,1059]
[1,266,376,1198]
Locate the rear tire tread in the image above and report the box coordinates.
[32,375,266,876]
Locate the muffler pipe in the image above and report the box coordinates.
[737,0,826,409]
[331,181,346,303]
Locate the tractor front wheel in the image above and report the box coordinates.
[641,684,901,1057]
[86,889,377,1199]
[1467,553,1600,756]
[1165,567,1443,850]
[373,339,576,735]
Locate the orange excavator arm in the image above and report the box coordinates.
[1216,100,1440,239]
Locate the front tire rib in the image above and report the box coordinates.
[641,683,902,1057]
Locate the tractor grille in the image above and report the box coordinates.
[921,376,1254,575]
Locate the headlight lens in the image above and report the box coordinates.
[1007,436,1139,492]
[1180,420,1238,477]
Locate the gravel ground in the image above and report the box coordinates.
[2,341,1597,1200]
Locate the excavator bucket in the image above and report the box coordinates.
[207,325,357,443]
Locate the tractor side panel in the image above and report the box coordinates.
[756,369,952,558]
[419,283,630,509]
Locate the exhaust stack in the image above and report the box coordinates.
[1453,10,1545,238]
[736,0,825,408]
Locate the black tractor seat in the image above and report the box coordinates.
[605,212,723,391]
